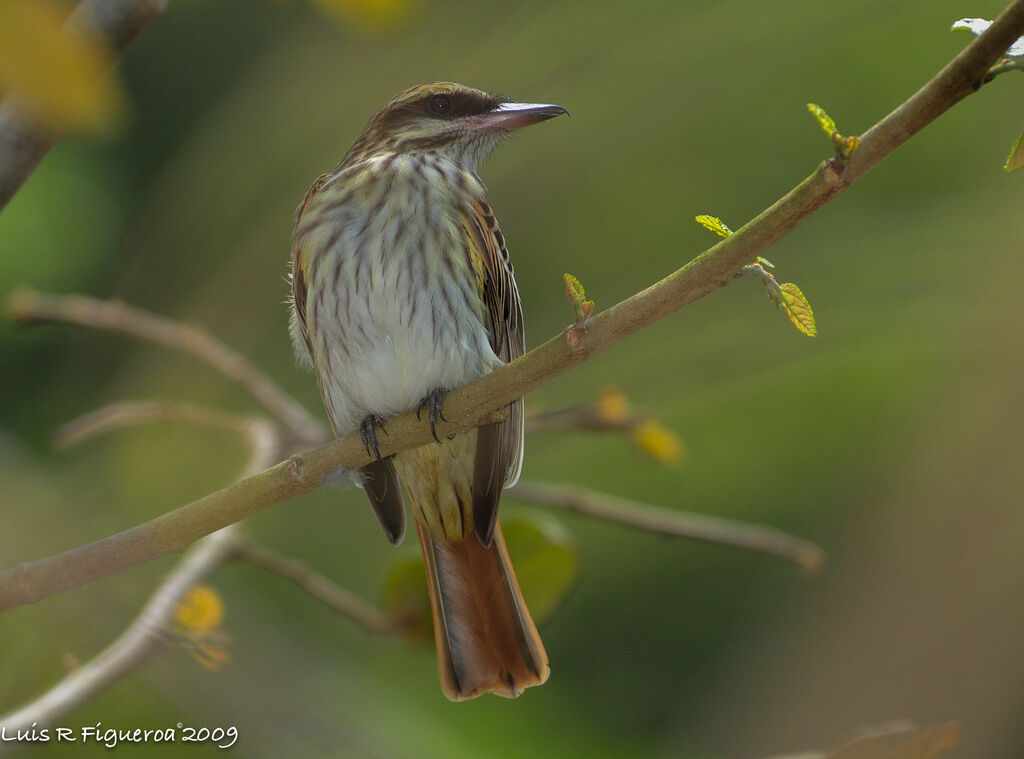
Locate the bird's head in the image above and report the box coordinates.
[343,82,568,169]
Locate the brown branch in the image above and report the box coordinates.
[233,544,396,634]
[0,419,279,741]
[3,0,1024,610]
[7,288,328,445]
[54,400,263,449]
[509,481,826,575]
[0,0,168,211]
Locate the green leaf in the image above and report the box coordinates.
[777,282,817,337]
[1005,126,1024,172]
[379,513,578,642]
[695,215,733,238]
[502,513,579,623]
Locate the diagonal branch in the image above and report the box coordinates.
[7,288,327,444]
[2,0,1024,611]
[508,482,826,575]
[0,0,168,211]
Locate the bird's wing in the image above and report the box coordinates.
[289,173,330,362]
[462,198,525,546]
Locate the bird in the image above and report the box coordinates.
[288,82,568,700]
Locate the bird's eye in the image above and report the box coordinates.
[428,95,452,116]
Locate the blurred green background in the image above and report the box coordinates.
[3,0,1024,756]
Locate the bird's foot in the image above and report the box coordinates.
[360,413,388,461]
[416,388,449,444]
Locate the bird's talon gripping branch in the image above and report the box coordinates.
[359,414,388,461]
[417,388,449,444]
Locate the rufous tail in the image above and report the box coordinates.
[416,520,549,700]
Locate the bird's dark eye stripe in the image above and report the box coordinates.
[423,91,499,119]
[428,95,451,115]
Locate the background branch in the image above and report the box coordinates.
[509,481,826,575]
[54,400,265,449]
[0,418,278,744]
[3,1,1023,610]
[233,544,396,634]
[8,288,327,444]
[0,0,168,211]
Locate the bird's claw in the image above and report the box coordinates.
[416,388,449,444]
[360,413,387,461]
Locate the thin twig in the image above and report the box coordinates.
[55,400,262,449]
[7,289,327,444]
[0,419,279,742]
[233,544,397,634]
[2,0,1023,610]
[0,0,168,211]
[508,481,826,575]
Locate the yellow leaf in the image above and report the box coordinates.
[307,0,416,30]
[175,585,225,633]
[632,421,685,466]
[778,282,817,337]
[596,385,630,423]
[0,0,126,134]
[695,215,733,238]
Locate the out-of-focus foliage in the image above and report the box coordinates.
[380,512,578,642]
[174,585,231,670]
[306,0,417,31]
[174,584,225,633]
[3,0,1024,757]
[0,0,125,134]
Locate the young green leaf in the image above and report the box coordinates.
[743,263,817,337]
[1005,126,1024,172]
[563,273,595,326]
[695,215,733,238]
[807,104,859,157]
[807,103,837,138]
[777,282,817,337]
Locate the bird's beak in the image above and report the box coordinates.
[476,102,570,133]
